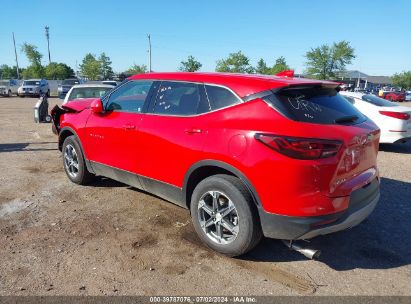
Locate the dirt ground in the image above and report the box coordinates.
[0,97,410,296]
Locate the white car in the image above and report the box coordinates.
[63,83,114,104]
[340,91,411,144]
[0,79,20,96]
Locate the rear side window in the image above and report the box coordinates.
[153,81,202,116]
[264,87,366,125]
[205,85,240,111]
[362,94,395,107]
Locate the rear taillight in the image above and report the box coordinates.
[255,134,342,160]
[379,111,410,120]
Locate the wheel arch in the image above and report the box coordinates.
[183,160,262,210]
[59,127,95,174]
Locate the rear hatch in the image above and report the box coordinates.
[263,85,380,197]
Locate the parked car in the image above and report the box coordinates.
[58,78,81,98]
[62,83,114,105]
[381,91,406,102]
[405,91,411,101]
[51,72,381,257]
[340,91,411,143]
[0,79,20,96]
[18,79,49,97]
[102,80,120,87]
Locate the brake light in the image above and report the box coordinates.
[379,111,410,120]
[255,134,342,160]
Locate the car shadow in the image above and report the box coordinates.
[0,142,57,152]
[241,177,411,271]
[379,141,411,154]
[88,177,128,188]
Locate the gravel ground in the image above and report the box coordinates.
[0,97,410,296]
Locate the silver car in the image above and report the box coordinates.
[18,79,50,97]
[0,79,20,96]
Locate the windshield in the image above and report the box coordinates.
[362,94,396,107]
[264,86,366,125]
[68,87,112,101]
[62,79,80,85]
[24,81,40,86]
[0,81,8,86]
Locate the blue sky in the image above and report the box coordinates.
[1,0,410,76]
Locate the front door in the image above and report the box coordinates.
[84,80,154,175]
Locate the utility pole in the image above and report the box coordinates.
[45,26,51,64]
[12,32,20,79]
[147,34,152,72]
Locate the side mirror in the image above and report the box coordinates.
[90,98,104,114]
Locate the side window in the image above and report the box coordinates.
[106,80,153,113]
[153,81,201,116]
[205,85,240,111]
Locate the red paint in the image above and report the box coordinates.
[57,72,380,217]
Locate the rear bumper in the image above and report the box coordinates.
[258,178,380,240]
[380,131,411,143]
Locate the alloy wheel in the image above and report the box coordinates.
[64,144,79,178]
[197,190,239,245]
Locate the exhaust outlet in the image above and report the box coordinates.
[282,240,321,259]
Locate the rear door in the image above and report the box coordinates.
[84,80,154,174]
[135,81,210,188]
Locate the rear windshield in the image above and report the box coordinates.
[62,79,79,85]
[68,87,112,101]
[362,94,396,107]
[264,86,366,125]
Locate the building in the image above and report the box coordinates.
[337,70,392,89]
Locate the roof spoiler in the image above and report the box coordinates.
[275,70,294,78]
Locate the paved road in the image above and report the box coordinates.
[0,97,410,296]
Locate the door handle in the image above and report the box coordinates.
[123,124,136,130]
[185,128,202,134]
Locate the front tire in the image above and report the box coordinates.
[62,135,95,185]
[190,174,262,257]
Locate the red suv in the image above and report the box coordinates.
[51,72,381,256]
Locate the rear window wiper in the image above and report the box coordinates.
[335,115,359,124]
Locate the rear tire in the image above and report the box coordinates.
[62,135,95,185]
[190,174,262,257]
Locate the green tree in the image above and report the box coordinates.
[215,51,254,73]
[45,62,75,80]
[392,71,411,90]
[179,55,202,72]
[255,58,271,74]
[99,52,113,80]
[271,56,290,74]
[305,41,355,79]
[21,43,44,78]
[0,64,21,79]
[80,53,101,80]
[127,64,147,75]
